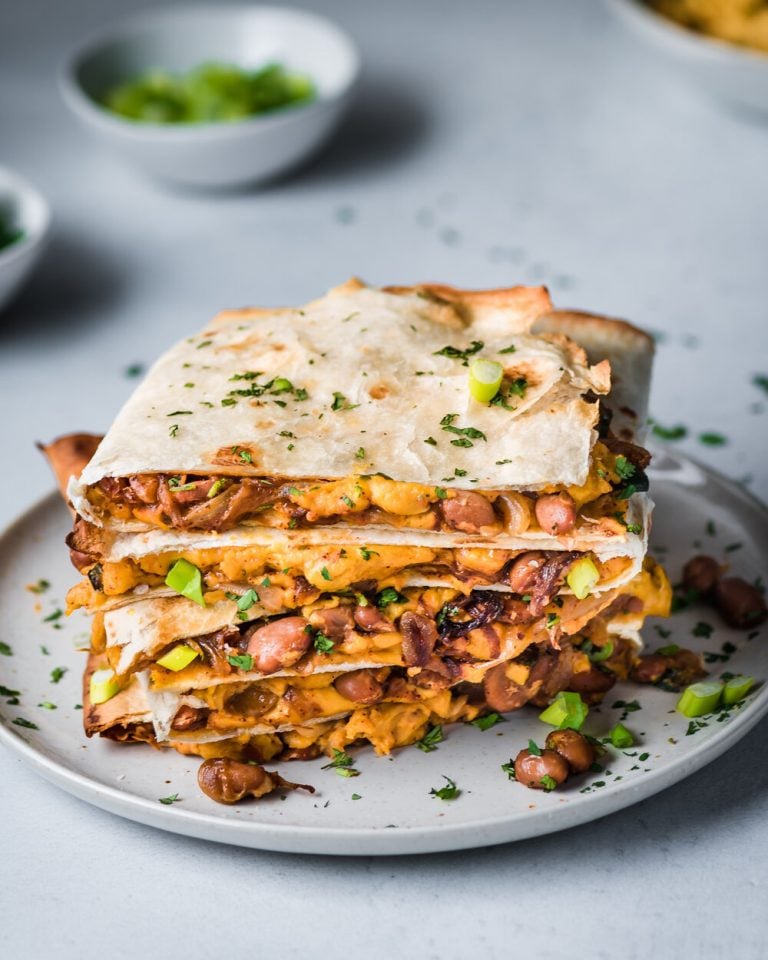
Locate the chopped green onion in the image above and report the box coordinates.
[566,557,600,600]
[468,358,503,402]
[676,681,723,718]
[588,641,614,663]
[165,558,206,606]
[538,691,589,731]
[722,675,755,706]
[156,644,199,672]
[609,722,635,748]
[89,669,120,705]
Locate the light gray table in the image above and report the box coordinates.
[1,1,766,957]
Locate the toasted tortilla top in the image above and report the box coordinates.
[70,280,614,521]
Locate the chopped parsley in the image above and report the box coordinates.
[752,374,768,396]
[124,363,145,378]
[313,632,335,654]
[12,717,38,730]
[166,410,193,416]
[377,587,407,608]
[424,436,438,446]
[169,424,180,438]
[0,641,13,656]
[429,775,460,800]
[238,449,253,464]
[698,432,726,446]
[50,666,67,684]
[651,422,687,441]
[614,456,636,480]
[433,340,484,365]
[320,566,332,581]
[540,775,558,792]
[359,547,378,561]
[434,486,447,499]
[341,495,355,509]
[331,391,359,412]
[37,702,57,710]
[470,712,505,731]
[355,447,366,459]
[692,621,713,638]
[227,653,254,671]
[527,739,542,757]
[43,609,63,623]
[498,345,517,354]
[415,725,443,752]
[233,589,259,620]
[501,760,517,780]
[321,748,359,777]
[27,579,50,595]
[158,793,181,805]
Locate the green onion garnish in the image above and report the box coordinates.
[538,691,589,731]
[468,358,503,402]
[164,558,206,606]
[722,675,755,706]
[565,557,600,600]
[676,681,723,718]
[609,722,635,748]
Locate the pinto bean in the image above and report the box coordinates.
[354,605,394,632]
[495,493,532,535]
[534,492,577,535]
[197,758,314,805]
[334,669,384,704]
[308,606,355,639]
[545,729,595,773]
[399,611,437,666]
[482,663,530,712]
[198,758,275,804]
[566,665,615,696]
[630,654,668,685]
[170,705,210,732]
[514,748,570,790]
[507,551,547,594]
[223,686,279,718]
[440,491,497,534]
[631,647,705,689]
[715,578,767,629]
[682,555,720,596]
[244,616,311,674]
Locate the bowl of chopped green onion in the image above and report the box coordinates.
[0,167,51,314]
[60,5,360,188]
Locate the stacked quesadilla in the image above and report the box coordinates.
[49,280,670,793]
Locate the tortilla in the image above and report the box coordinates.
[69,280,616,526]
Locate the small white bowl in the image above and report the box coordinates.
[60,4,360,188]
[606,0,768,114]
[0,168,51,314]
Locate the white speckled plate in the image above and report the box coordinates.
[0,449,766,856]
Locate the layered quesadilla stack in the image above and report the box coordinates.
[46,279,670,801]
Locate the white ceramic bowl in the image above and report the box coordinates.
[606,0,768,114]
[60,4,360,188]
[0,168,50,314]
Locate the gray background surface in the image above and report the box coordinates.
[1,0,767,957]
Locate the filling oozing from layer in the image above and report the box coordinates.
[83,440,650,534]
[68,539,636,615]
